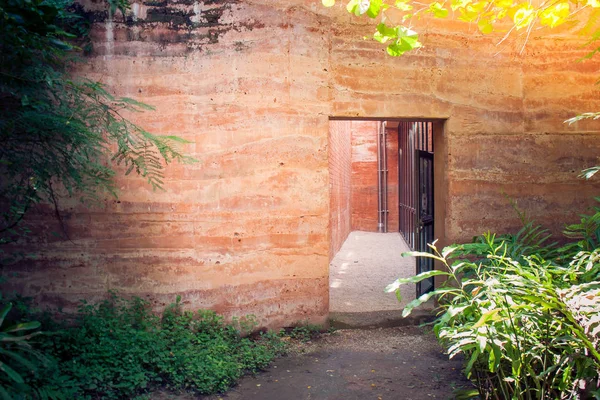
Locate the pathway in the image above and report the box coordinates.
[199,326,469,400]
[329,231,416,313]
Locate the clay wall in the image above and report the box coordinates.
[328,121,352,260]
[6,1,600,327]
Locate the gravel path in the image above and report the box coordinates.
[199,327,469,400]
[152,326,470,400]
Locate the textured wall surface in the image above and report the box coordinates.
[350,121,379,231]
[7,0,600,327]
[349,121,400,233]
[328,121,352,259]
[385,125,399,233]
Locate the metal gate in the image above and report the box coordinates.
[398,121,434,296]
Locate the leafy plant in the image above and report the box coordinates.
[564,197,600,251]
[321,0,600,57]
[0,297,68,399]
[0,0,195,242]
[38,293,286,398]
[387,224,600,399]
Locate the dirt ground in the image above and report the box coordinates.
[329,231,417,313]
[153,326,470,400]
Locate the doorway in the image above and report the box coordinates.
[328,119,441,314]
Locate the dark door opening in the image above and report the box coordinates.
[398,121,435,297]
[328,118,441,315]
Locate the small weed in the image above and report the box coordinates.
[286,322,325,342]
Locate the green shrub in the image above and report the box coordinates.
[387,222,600,399]
[10,293,288,399]
[0,293,76,399]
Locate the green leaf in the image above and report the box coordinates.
[4,321,41,333]
[488,342,501,372]
[465,348,480,376]
[367,0,383,18]
[0,360,24,384]
[401,287,456,317]
[374,23,398,43]
[429,2,449,18]
[0,349,37,372]
[473,308,501,328]
[401,250,445,262]
[385,269,449,292]
[453,388,481,399]
[0,304,12,327]
[322,0,335,6]
[402,291,436,317]
[118,97,155,111]
[441,246,457,258]
[49,38,72,50]
[476,335,486,352]
[0,385,11,400]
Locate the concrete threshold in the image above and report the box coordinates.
[329,307,437,330]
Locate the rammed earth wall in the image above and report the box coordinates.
[8,1,600,327]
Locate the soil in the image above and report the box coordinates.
[152,326,471,400]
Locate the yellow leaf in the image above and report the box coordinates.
[539,1,570,27]
[395,0,414,11]
[587,0,600,7]
[494,0,513,8]
[458,1,488,21]
[513,3,535,30]
[451,0,472,11]
[322,0,336,6]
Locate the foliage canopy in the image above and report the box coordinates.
[322,0,600,56]
[0,0,194,242]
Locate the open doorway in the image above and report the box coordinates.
[328,119,440,315]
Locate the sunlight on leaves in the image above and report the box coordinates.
[429,2,449,17]
[539,1,570,28]
[513,3,535,30]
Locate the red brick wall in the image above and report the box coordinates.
[350,121,399,232]
[351,121,379,231]
[386,126,399,233]
[329,121,352,260]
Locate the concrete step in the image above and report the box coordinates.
[329,308,437,330]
